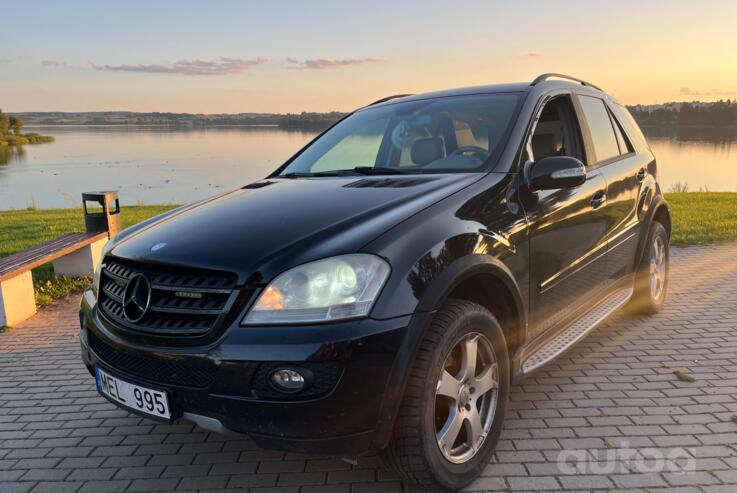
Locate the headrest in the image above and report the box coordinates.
[411,137,444,166]
[532,133,555,160]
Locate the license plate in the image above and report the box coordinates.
[95,366,171,419]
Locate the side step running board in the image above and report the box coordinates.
[522,287,633,374]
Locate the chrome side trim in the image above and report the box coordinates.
[522,287,633,374]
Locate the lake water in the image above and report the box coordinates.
[1,126,736,210]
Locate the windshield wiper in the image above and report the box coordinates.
[280,170,361,178]
[350,166,421,175]
[280,167,419,178]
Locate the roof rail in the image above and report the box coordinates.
[530,73,603,92]
[369,94,413,106]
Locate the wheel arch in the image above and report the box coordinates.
[637,194,671,266]
[416,255,527,359]
[370,254,527,453]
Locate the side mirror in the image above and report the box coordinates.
[528,156,586,191]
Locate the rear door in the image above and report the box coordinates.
[575,95,642,281]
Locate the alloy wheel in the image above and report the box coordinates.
[434,332,498,464]
[649,235,667,300]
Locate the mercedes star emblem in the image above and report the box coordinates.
[122,274,151,322]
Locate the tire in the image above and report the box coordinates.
[629,221,669,314]
[384,299,510,491]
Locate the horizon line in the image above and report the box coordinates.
[7,99,736,115]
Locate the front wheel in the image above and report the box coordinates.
[384,299,510,491]
[629,221,669,314]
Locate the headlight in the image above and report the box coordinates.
[242,254,390,325]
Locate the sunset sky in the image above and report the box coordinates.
[2,0,736,113]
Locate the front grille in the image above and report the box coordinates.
[89,332,217,388]
[98,257,237,337]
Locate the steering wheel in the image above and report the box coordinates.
[450,145,490,160]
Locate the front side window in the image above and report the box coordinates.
[578,95,620,164]
[278,93,520,176]
[525,95,585,163]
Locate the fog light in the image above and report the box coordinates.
[270,368,305,393]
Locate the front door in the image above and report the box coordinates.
[521,94,611,341]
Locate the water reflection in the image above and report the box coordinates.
[648,138,737,192]
[0,145,26,166]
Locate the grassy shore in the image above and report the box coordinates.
[666,192,737,245]
[0,133,55,146]
[0,194,735,314]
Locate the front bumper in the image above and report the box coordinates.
[79,290,419,455]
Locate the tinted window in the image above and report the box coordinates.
[578,95,620,163]
[279,93,520,175]
[527,96,584,163]
[610,112,633,154]
[312,117,388,171]
[609,102,649,153]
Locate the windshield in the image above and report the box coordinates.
[276,93,520,176]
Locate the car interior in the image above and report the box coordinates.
[527,96,585,164]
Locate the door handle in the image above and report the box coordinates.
[591,190,606,209]
[636,168,647,182]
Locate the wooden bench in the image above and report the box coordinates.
[0,191,121,327]
[0,232,109,326]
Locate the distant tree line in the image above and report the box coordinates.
[277,112,347,130]
[18,111,348,130]
[628,100,737,129]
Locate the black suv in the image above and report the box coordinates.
[80,74,670,491]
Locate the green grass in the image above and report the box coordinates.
[34,272,92,308]
[666,192,737,245]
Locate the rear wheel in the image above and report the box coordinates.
[629,221,669,314]
[384,299,509,491]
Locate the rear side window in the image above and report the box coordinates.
[577,95,620,164]
[609,102,650,153]
[610,113,633,154]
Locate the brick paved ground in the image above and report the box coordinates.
[1,245,736,493]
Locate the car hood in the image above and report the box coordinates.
[108,174,480,284]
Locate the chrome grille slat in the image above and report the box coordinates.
[148,305,223,316]
[150,283,232,294]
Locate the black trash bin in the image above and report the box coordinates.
[82,191,121,238]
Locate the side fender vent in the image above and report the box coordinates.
[242,181,274,190]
